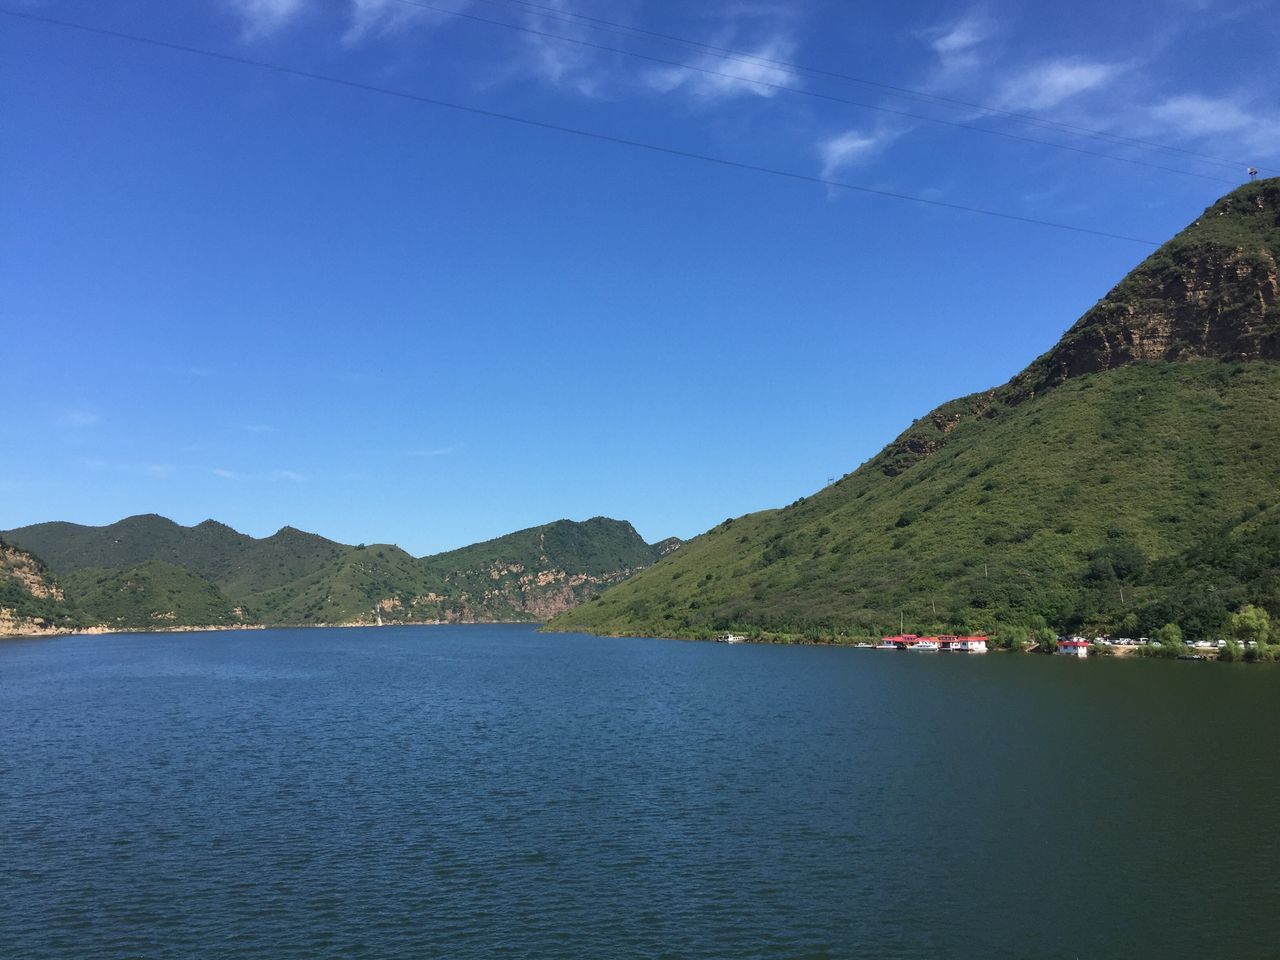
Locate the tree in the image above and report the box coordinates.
[1229,604,1272,644]
[1034,626,1058,652]
[1155,622,1183,647]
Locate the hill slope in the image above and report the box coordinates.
[0,537,87,635]
[64,561,244,631]
[2,516,679,628]
[2,514,347,598]
[245,518,677,624]
[551,178,1280,643]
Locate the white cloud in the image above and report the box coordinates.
[344,0,446,45]
[271,469,306,482]
[644,36,800,102]
[924,12,991,77]
[1148,93,1280,158]
[997,58,1123,111]
[818,129,896,180]
[228,0,307,38]
[1151,94,1255,136]
[504,0,618,98]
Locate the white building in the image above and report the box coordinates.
[1058,638,1090,658]
[938,635,989,653]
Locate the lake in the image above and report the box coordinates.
[2,624,1277,959]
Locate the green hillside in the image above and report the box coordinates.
[551,179,1280,643]
[3,515,678,628]
[2,514,347,598]
[64,561,243,630]
[0,537,88,633]
[247,518,675,624]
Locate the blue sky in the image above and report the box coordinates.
[3,0,1277,554]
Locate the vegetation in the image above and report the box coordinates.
[2,516,678,630]
[0,537,89,630]
[551,179,1280,644]
[64,561,242,629]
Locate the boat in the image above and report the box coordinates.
[716,633,747,644]
[909,639,939,652]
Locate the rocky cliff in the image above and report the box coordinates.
[1014,179,1279,396]
[0,538,83,635]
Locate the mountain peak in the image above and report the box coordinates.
[1012,177,1279,399]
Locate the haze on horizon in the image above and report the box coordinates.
[4,0,1277,554]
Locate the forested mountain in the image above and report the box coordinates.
[1,515,678,631]
[551,178,1280,643]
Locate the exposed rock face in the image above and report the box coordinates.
[876,178,1280,476]
[0,538,74,635]
[1,540,64,601]
[1015,180,1280,398]
[394,564,644,624]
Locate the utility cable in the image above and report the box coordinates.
[447,0,1262,174]
[2,8,1162,246]
[382,0,1237,186]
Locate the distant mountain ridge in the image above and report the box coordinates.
[551,178,1280,643]
[2,515,679,633]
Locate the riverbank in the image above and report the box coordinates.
[1,617,537,641]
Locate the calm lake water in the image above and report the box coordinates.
[2,624,1277,959]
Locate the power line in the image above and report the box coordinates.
[384,0,1236,186]
[453,0,1261,174]
[2,8,1163,247]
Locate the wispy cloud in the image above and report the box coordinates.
[922,11,992,78]
[244,423,277,434]
[85,458,177,479]
[996,58,1124,111]
[213,466,307,482]
[1151,94,1257,137]
[343,0,453,45]
[406,445,458,458]
[1148,93,1280,159]
[60,409,101,428]
[818,128,897,180]
[228,0,307,38]
[644,36,801,103]
[510,0,618,98]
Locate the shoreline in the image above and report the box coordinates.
[3,622,1263,664]
[0,618,540,641]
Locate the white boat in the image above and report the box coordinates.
[909,640,939,651]
[716,633,747,644]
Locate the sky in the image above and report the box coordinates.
[3,0,1278,555]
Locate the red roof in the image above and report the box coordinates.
[880,634,988,644]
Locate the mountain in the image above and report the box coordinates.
[2,515,679,630]
[0,537,87,635]
[64,561,245,631]
[551,178,1280,643]
[245,517,676,624]
[3,514,347,596]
